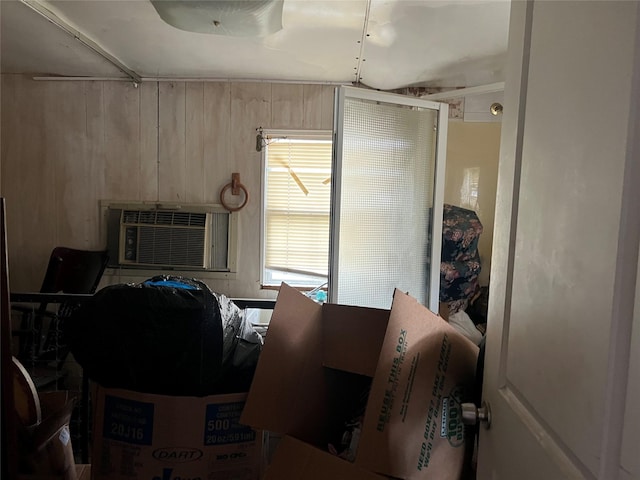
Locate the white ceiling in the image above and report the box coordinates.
[0,0,511,90]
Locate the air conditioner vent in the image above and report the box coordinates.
[105,203,237,272]
[122,210,207,227]
[136,225,207,267]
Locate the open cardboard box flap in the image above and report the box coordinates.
[321,303,389,377]
[354,289,479,479]
[241,284,479,480]
[239,283,327,442]
[240,284,389,443]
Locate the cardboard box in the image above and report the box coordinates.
[241,284,479,480]
[19,391,78,480]
[76,465,91,480]
[91,387,263,480]
[18,464,91,480]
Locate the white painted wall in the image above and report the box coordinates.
[443,120,501,286]
[0,75,334,298]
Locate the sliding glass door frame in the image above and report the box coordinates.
[329,86,448,312]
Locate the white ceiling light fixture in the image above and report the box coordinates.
[150,0,284,37]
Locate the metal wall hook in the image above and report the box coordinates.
[220,173,249,212]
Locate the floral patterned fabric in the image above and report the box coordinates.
[440,251,481,302]
[441,204,484,262]
[440,204,483,302]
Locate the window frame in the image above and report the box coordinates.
[260,129,333,289]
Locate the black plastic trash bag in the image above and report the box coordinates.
[65,276,224,396]
[65,275,263,396]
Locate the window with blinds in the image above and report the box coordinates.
[262,132,333,287]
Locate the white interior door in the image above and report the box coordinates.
[478,1,640,479]
[329,86,448,311]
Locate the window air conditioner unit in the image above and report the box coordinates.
[105,203,237,271]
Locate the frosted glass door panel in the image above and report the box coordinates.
[330,87,447,310]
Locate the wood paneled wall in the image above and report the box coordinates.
[0,75,335,297]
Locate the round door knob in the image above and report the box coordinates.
[461,401,491,429]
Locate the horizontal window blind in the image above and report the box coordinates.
[264,136,332,281]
